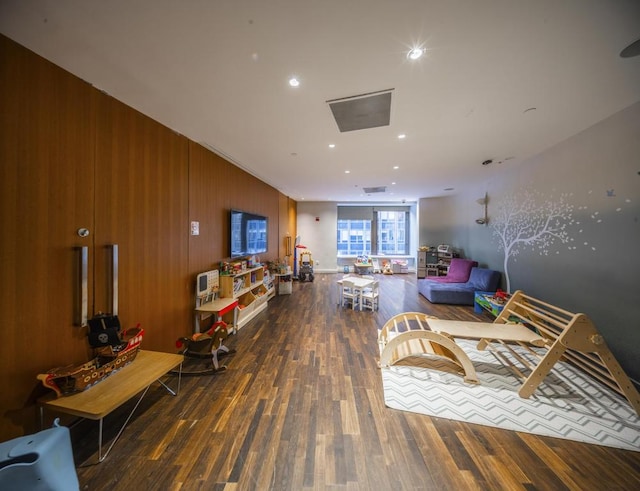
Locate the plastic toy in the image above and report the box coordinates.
[298,250,314,282]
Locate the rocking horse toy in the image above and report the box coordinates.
[174,320,235,375]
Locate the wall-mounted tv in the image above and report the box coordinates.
[229,209,268,258]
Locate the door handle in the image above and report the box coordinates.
[74,246,88,326]
[108,244,119,316]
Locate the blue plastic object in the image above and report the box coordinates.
[0,419,79,491]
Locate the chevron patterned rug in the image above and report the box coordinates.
[381,339,640,451]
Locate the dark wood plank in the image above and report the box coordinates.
[69,273,640,490]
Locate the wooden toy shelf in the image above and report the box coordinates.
[219,265,274,330]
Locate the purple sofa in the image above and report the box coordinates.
[418,267,501,305]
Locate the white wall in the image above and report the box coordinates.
[418,196,459,249]
[296,202,339,273]
[297,201,419,273]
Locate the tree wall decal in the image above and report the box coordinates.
[490,190,574,292]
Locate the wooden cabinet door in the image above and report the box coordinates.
[94,95,190,352]
[0,36,96,439]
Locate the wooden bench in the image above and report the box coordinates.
[39,350,183,462]
[378,291,640,416]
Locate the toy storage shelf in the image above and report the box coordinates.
[219,265,274,330]
[274,273,293,295]
[474,291,508,317]
[418,248,457,278]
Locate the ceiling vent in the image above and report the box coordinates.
[362,186,387,194]
[327,89,393,132]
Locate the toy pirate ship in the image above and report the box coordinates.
[37,314,144,397]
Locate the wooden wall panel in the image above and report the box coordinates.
[94,95,190,354]
[288,197,297,249]
[188,141,280,275]
[188,143,227,273]
[276,195,298,269]
[0,35,96,440]
[277,194,291,266]
[0,34,294,441]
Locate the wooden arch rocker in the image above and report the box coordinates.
[378,312,480,384]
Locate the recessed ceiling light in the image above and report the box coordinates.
[345,170,350,174]
[328,144,335,148]
[289,77,300,87]
[407,47,424,60]
[398,134,406,139]
[391,182,396,185]
[393,166,399,170]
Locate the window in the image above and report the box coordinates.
[337,219,371,256]
[337,206,409,256]
[377,210,408,255]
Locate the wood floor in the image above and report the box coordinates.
[69,273,640,490]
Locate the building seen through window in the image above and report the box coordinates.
[337,219,371,256]
[337,208,409,256]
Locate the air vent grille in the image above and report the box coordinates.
[363,186,387,194]
[327,90,393,132]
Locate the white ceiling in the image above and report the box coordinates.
[2,0,639,202]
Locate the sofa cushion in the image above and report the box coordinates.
[419,282,478,305]
[430,258,478,283]
[467,267,501,292]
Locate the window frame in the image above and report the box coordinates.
[337,205,410,257]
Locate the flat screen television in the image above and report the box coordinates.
[229,209,268,258]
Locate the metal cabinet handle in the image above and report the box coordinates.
[109,244,119,316]
[75,246,88,326]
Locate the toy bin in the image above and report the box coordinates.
[253,284,269,308]
[236,291,256,324]
[278,275,292,295]
[391,260,408,274]
[474,291,506,316]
